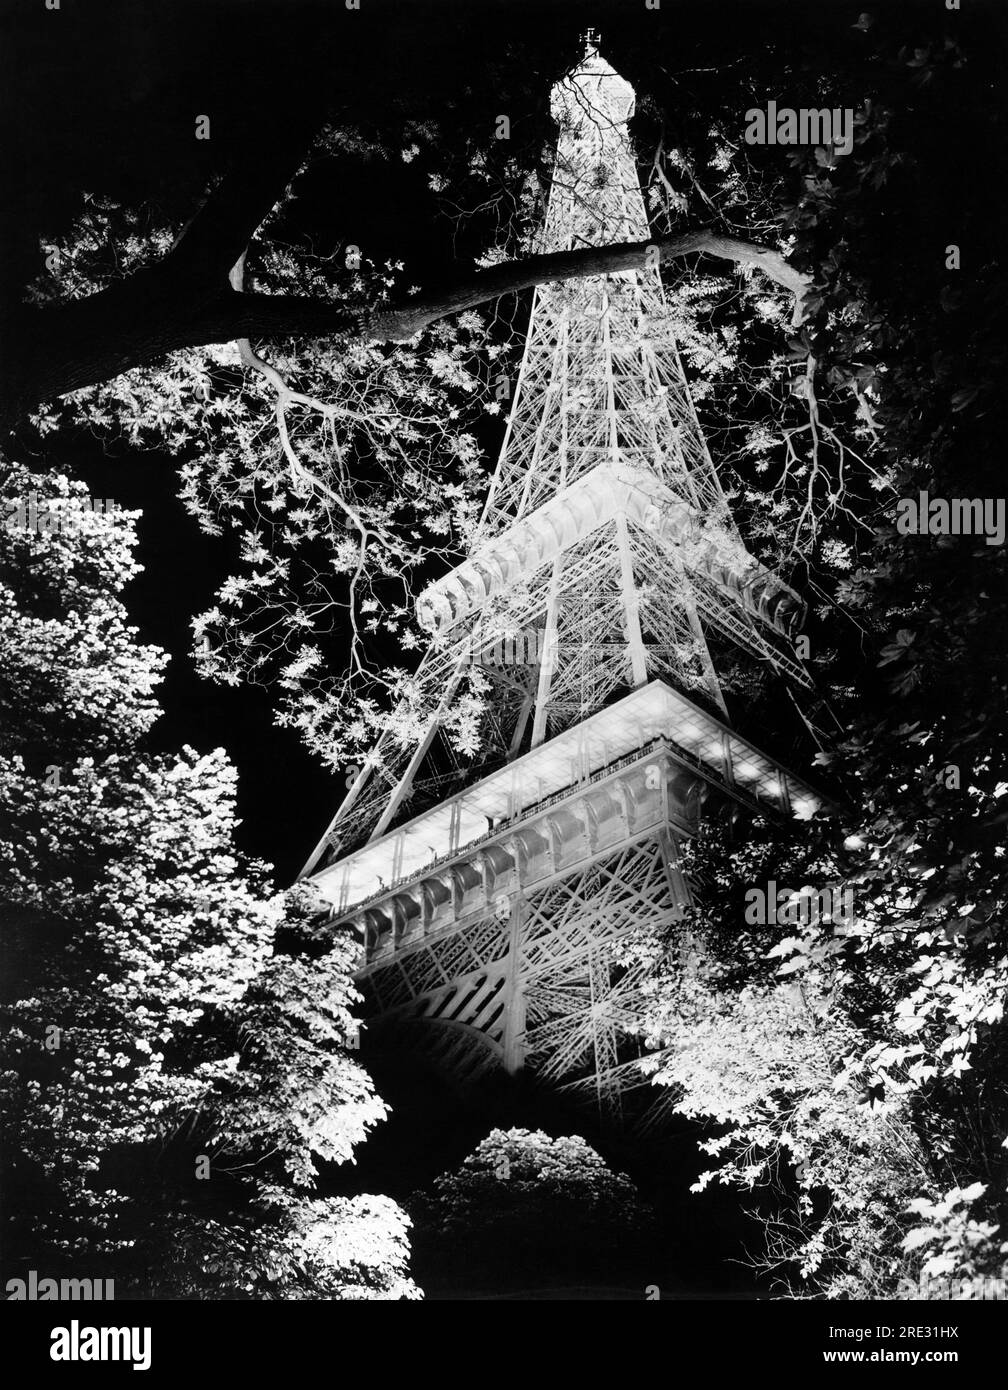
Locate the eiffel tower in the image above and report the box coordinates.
[301,34,824,1124]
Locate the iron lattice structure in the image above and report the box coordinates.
[302,37,822,1124]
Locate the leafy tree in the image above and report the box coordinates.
[623,820,927,1296]
[409,1127,648,1288]
[0,459,417,1297]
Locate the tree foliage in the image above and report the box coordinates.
[409,1127,649,1288]
[0,459,416,1297]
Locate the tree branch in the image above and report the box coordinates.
[168,114,324,286]
[7,228,811,419]
[365,230,813,340]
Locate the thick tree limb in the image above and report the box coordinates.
[364,231,813,340]
[5,229,811,421]
[168,114,325,286]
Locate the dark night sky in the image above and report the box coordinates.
[3,0,1003,882]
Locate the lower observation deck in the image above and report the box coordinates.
[310,680,823,971]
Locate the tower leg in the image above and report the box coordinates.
[588,946,624,1131]
[501,897,527,1073]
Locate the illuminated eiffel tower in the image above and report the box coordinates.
[301,34,823,1125]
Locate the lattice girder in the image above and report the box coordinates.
[358,817,689,1110]
[301,40,813,875]
[301,40,825,1123]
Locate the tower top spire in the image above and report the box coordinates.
[553,34,635,129]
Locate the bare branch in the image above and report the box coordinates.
[366,229,813,341]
